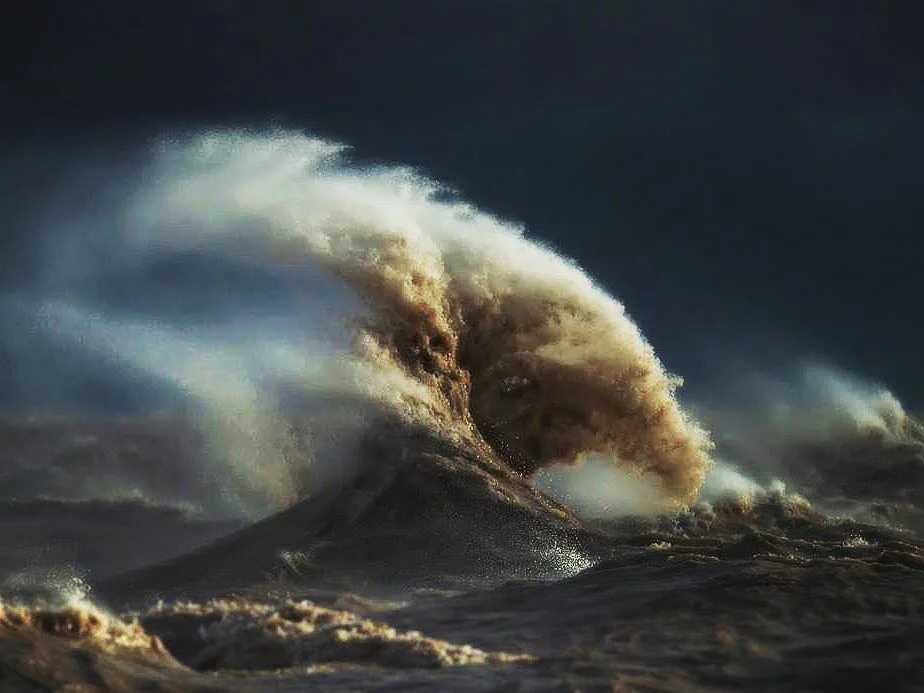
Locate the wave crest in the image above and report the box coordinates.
[125,131,714,503]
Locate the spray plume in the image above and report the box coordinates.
[118,131,712,504]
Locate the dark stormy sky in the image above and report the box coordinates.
[1,1,923,409]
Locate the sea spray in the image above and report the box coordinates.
[125,131,713,504]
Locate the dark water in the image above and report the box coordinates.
[1,416,922,691]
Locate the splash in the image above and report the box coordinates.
[118,131,711,504]
[16,130,712,514]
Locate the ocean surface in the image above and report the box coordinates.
[1,413,922,691]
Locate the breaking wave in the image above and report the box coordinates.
[118,131,712,505]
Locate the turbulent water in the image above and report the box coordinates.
[1,132,922,691]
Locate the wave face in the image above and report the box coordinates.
[119,131,711,504]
